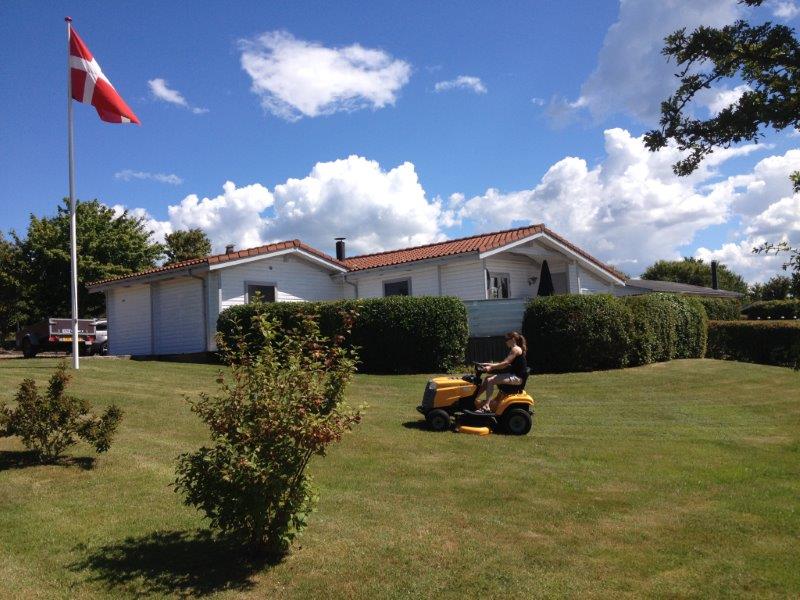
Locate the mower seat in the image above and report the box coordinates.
[497,368,530,394]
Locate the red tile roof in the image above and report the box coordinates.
[342,224,626,280]
[89,224,625,288]
[88,239,345,287]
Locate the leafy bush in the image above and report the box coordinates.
[695,297,742,321]
[175,311,361,556]
[707,321,800,369]
[741,300,800,320]
[217,296,469,374]
[522,295,633,372]
[0,362,122,462]
[522,293,708,373]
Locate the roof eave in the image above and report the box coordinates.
[87,263,211,293]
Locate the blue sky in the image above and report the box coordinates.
[1,0,798,281]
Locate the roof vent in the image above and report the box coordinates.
[225,244,235,255]
[335,237,346,261]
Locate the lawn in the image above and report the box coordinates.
[0,358,798,599]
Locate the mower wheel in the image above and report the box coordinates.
[502,408,532,435]
[426,409,451,432]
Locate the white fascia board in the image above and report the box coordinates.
[87,264,210,293]
[207,248,347,273]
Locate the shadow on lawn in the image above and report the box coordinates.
[401,419,439,432]
[0,450,94,471]
[70,529,277,597]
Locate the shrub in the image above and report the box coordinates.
[668,296,708,358]
[741,300,800,321]
[175,311,361,556]
[707,321,800,369]
[622,294,679,364]
[522,295,633,372]
[695,297,742,321]
[217,296,469,374]
[0,362,122,462]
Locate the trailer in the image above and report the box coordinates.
[16,318,98,358]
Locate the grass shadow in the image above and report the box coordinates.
[401,419,439,432]
[69,529,277,597]
[0,450,95,471]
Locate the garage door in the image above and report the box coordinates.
[152,278,206,354]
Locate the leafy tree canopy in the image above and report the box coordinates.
[5,199,163,326]
[164,228,212,265]
[644,0,799,191]
[641,257,749,294]
[749,272,799,300]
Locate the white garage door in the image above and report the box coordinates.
[152,278,206,354]
[107,284,152,356]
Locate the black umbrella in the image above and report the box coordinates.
[538,260,555,296]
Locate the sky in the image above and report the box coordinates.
[1,0,798,282]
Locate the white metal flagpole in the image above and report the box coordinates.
[65,16,80,370]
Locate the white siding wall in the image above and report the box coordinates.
[579,269,614,294]
[484,254,539,299]
[152,277,206,354]
[440,258,484,300]
[206,271,220,351]
[106,284,151,356]
[219,254,346,311]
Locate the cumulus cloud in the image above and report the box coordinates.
[239,31,411,121]
[769,0,800,19]
[557,0,742,123]
[114,169,183,185]
[447,128,774,277]
[116,157,444,256]
[434,76,487,94]
[702,84,752,116]
[148,78,208,114]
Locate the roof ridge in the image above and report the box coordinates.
[343,223,544,261]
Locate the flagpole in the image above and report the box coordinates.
[65,17,80,370]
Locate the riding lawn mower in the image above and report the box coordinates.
[416,363,534,435]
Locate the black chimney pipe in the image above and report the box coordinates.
[225,244,235,255]
[335,238,346,261]
[710,260,718,290]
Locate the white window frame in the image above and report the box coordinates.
[382,277,412,297]
[244,281,277,303]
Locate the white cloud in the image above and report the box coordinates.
[239,31,411,121]
[702,84,752,116]
[557,0,742,123]
[531,97,545,106]
[114,169,183,185]
[770,0,800,19]
[448,128,774,278]
[148,78,208,114]
[434,76,487,94]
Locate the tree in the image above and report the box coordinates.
[750,272,800,300]
[644,0,799,276]
[174,311,361,556]
[0,362,122,463]
[641,257,749,294]
[6,199,163,324]
[164,228,212,265]
[0,233,24,336]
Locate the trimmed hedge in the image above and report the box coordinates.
[741,299,800,321]
[522,293,707,373]
[695,297,742,321]
[217,296,469,374]
[707,320,800,368]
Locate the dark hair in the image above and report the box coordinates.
[505,331,527,356]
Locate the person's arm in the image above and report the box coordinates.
[486,347,520,372]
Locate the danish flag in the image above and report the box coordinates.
[69,26,140,124]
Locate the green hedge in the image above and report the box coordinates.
[695,297,742,321]
[217,296,469,374]
[707,321,800,368]
[741,300,800,321]
[522,293,707,373]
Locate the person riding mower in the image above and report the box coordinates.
[416,362,534,435]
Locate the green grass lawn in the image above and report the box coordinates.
[0,358,798,599]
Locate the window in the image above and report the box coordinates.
[487,272,510,299]
[246,283,276,303]
[383,278,411,297]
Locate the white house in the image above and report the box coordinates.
[88,224,627,356]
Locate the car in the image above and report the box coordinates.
[89,319,108,355]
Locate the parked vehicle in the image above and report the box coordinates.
[16,318,97,358]
[89,319,108,355]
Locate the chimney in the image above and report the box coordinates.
[335,237,346,261]
[710,260,719,290]
[225,244,235,255]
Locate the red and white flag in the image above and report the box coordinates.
[69,27,140,124]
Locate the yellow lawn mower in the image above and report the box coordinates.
[416,363,534,435]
